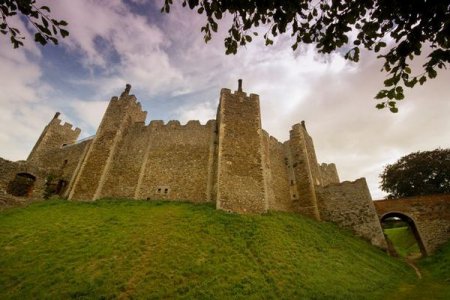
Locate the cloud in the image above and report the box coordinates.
[0,19,56,161]
[43,0,183,96]
[70,100,109,137]
[175,100,216,124]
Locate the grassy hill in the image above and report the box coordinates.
[0,199,424,299]
[386,240,450,300]
[384,227,421,258]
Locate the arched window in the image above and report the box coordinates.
[7,173,36,197]
[380,212,427,257]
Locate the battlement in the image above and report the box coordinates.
[51,116,81,135]
[148,119,216,131]
[220,80,260,102]
[109,84,146,113]
[262,129,283,145]
[319,177,366,189]
[291,121,308,133]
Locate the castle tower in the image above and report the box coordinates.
[68,84,147,200]
[27,112,81,166]
[215,80,268,213]
[287,122,321,220]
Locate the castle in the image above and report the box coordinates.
[0,82,387,248]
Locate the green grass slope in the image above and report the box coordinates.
[386,241,450,300]
[384,227,421,258]
[0,200,415,299]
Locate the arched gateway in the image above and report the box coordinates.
[380,211,427,257]
[374,194,450,255]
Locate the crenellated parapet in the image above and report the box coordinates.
[319,163,340,186]
[27,113,81,166]
[148,119,216,131]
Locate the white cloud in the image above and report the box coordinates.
[175,101,216,124]
[0,19,55,161]
[70,100,109,136]
[44,0,183,96]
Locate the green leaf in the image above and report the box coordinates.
[387,89,395,99]
[404,67,411,74]
[389,107,399,113]
[428,69,437,78]
[60,29,69,38]
[34,33,46,45]
[265,38,273,46]
[395,93,405,100]
[376,103,385,109]
[58,20,68,26]
[384,78,394,87]
[419,76,427,85]
[40,6,51,13]
[375,90,388,99]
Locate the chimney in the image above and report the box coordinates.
[238,79,243,92]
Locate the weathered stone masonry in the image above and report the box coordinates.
[1,83,395,249]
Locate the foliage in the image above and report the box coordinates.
[0,0,68,48]
[0,199,414,299]
[43,174,57,199]
[162,0,450,112]
[380,148,450,198]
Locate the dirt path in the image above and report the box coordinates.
[405,258,422,279]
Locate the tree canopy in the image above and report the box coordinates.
[380,148,450,199]
[162,0,450,112]
[0,0,68,48]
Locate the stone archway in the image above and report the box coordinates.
[7,173,37,197]
[380,212,427,257]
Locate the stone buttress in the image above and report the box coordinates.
[67,85,147,200]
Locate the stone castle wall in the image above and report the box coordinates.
[262,133,292,211]
[316,178,387,248]
[0,158,51,199]
[0,83,397,250]
[132,120,216,202]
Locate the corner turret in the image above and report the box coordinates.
[27,113,81,166]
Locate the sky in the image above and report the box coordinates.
[0,0,449,199]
